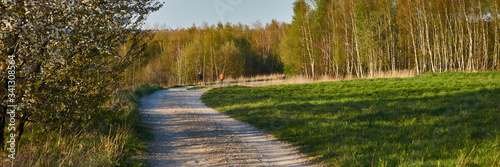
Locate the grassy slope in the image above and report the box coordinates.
[202,71,500,166]
[117,84,164,166]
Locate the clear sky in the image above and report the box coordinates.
[144,0,296,29]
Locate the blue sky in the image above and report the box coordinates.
[144,0,296,29]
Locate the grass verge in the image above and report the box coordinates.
[4,84,163,166]
[202,71,500,166]
[187,86,209,90]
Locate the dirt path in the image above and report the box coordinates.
[141,87,312,166]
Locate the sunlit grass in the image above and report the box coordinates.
[200,70,416,88]
[202,71,500,166]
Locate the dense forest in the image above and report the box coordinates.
[127,0,500,85]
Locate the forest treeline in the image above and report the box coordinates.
[129,0,500,85]
[125,20,287,85]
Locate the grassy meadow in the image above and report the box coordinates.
[202,71,500,166]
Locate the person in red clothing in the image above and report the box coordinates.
[219,73,224,85]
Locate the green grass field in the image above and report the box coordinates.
[202,71,500,166]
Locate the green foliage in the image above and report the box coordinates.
[202,71,500,166]
[279,26,305,76]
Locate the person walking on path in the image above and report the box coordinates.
[198,73,203,85]
[219,73,224,85]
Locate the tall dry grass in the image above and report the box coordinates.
[228,73,287,83]
[220,70,417,87]
[0,84,161,167]
[2,126,130,166]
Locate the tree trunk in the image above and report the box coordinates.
[464,2,474,72]
[352,5,363,78]
[0,105,6,149]
[409,14,419,74]
[495,15,499,70]
[494,4,499,70]
[482,21,488,71]
[14,114,27,152]
[388,7,395,72]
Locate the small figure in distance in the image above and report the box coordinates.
[198,72,203,85]
[219,73,224,85]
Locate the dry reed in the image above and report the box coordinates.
[219,70,417,87]
[1,126,131,167]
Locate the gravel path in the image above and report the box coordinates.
[140,87,312,166]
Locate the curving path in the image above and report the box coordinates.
[140,87,312,166]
